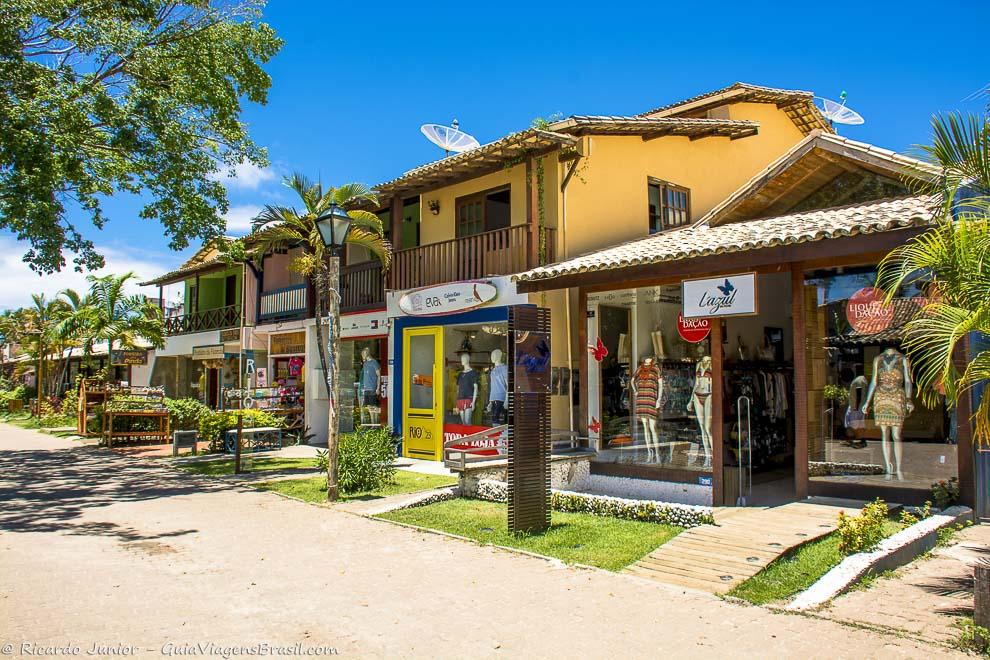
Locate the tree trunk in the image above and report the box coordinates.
[326,255,341,502]
[311,268,332,399]
[976,562,990,645]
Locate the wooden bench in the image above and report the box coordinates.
[224,426,282,453]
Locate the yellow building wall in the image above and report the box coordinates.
[416,166,528,245]
[561,102,806,256]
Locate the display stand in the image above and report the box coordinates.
[222,386,304,438]
[102,385,170,447]
[77,378,109,437]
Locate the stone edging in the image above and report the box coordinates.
[786,505,973,611]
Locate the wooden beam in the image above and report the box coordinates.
[526,157,539,268]
[792,264,809,499]
[711,317,724,506]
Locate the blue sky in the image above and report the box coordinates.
[3,0,987,308]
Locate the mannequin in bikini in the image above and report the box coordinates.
[687,354,713,468]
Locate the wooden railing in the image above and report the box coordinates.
[260,283,308,321]
[163,304,241,335]
[341,261,385,312]
[391,225,556,291]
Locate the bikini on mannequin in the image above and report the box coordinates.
[631,357,664,462]
[861,347,914,481]
[454,353,479,424]
[687,354,713,468]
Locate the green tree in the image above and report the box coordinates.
[21,293,69,400]
[877,111,990,444]
[80,272,165,357]
[0,1,282,274]
[250,174,390,501]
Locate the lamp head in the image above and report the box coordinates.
[314,204,353,252]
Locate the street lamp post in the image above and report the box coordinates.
[314,203,353,502]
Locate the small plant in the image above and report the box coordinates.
[956,618,990,656]
[198,409,283,448]
[899,501,932,527]
[932,477,960,509]
[837,498,888,555]
[823,384,848,402]
[314,449,329,472]
[165,397,211,431]
[937,520,975,548]
[338,427,397,493]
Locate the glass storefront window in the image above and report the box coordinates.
[408,334,435,410]
[341,339,384,432]
[442,323,508,429]
[803,266,956,493]
[589,285,713,472]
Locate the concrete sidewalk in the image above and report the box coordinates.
[0,423,962,658]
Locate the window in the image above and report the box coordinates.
[648,181,690,233]
[456,186,511,237]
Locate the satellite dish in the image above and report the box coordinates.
[421,119,481,156]
[816,92,865,127]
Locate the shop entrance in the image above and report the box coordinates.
[403,327,443,459]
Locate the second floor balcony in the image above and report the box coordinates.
[164,304,241,336]
[260,283,309,322]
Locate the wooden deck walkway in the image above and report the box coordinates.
[625,500,863,594]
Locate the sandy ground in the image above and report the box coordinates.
[0,424,965,659]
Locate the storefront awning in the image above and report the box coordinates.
[514,195,933,291]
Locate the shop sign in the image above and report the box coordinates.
[191,344,225,361]
[682,272,758,318]
[397,281,498,317]
[443,424,503,457]
[109,349,148,366]
[846,287,894,334]
[270,331,306,355]
[677,314,711,343]
[341,309,388,338]
[219,328,240,343]
[255,367,268,387]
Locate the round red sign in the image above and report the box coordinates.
[677,314,711,343]
[846,287,894,334]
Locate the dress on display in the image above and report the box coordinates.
[634,362,662,419]
[873,352,908,426]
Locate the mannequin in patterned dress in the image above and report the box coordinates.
[861,347,914,480]
[632,358,663,462]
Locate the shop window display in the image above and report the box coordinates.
[803,266,956,492]
[443,323,508,431]
[341,339,384,432]
[589,285,713,472]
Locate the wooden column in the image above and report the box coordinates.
[792,265,809,499]
[389,196,403,290]
[954,335,976,508]
[577,288,589,445]
[525,158,539,269]
[711,318,724,506]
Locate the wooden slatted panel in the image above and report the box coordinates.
[507,305,551,534]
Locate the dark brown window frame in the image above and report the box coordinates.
[647,177,691,234]
[455,185,511,238]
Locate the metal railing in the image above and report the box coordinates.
[163,304,241,335]
[260,283,308,321]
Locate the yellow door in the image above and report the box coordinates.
[403,327,443,460]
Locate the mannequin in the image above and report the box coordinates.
[687,354,713,467]
[359,347,381,425]
[486,349,508,424]
[861,347,914,480]
[454,353,479,424]
[756,334,774,361]
[632,357,664,462]
[651,324,666,360]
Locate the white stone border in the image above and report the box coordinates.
[787,505,973,611]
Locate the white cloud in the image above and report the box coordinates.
[219,161,278,191]
[0,237,183,310]
[224,204,263,234]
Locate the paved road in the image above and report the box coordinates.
[0,424,964,659]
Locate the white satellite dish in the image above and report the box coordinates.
[420,119,481,156]
[816,92,865,127]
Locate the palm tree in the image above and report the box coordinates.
[82,273,165,361]
[22,293,69,401]
[50,288,91,393]
[251,173,390,501]
[877,110,990,444]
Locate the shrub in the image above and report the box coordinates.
[931,477,960,509]
[338,427,397,494]
[0,385,28,412]
[165,397,210,431]
[837,498,888,555]
[198,409,283,448]
[315,449,329,472]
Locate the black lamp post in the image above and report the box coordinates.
[314,203,352,501]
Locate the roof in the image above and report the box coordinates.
[514,196,933,284]
[140,237,246,286]
[638,82,831,136]
[548,116,759,141]
[698,131,939,226]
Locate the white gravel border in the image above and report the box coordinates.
[787,505,973,611]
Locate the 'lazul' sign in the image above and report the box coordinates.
[681,272,758,319]
[397,280,498,317]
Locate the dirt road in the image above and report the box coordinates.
[0,424,963,658]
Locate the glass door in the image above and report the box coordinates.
[403,327,443,459]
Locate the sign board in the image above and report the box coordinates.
[341,309,388,338]
[110,349,148,366]
[846,287,894,334]
[397,280,497,317]
[677,314,711,343]
[513,330,551,394]
[443,424,502,457]
[255,367,268,387]
[682,272,758,318]
[219,328,240,343]
[191,344,224,361]
[270,331,305,355]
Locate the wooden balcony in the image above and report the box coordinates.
[260,283,308,322]
[391,225,555,291]
[341,261,385,312]
[164,304,241,336]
